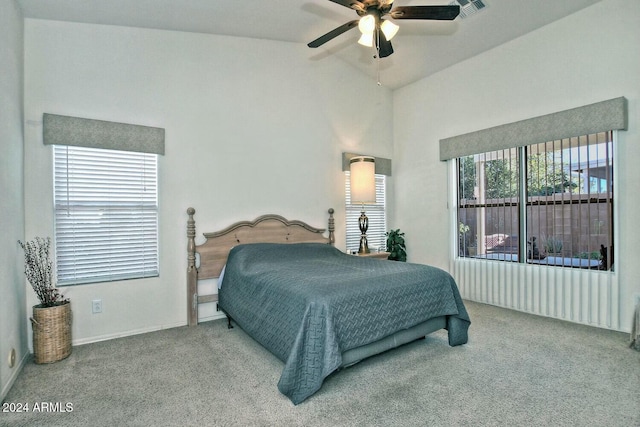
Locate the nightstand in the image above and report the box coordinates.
[353,251,390,260]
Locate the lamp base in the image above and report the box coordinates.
[358,235,370,254]
[358,210,370,254]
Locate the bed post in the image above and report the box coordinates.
[187,207,198,326]
[328,208,335,246]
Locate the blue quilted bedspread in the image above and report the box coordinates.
[218,243,470,404]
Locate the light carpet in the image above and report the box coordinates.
[2,301,639,427]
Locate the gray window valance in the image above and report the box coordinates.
[439,97,627,161]
[342,152,392,176]
[43,113,165,155]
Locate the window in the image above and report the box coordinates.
[345,172,387,253]
[457,131,614,270]
[54,145,159,285]
[458,147,520,260]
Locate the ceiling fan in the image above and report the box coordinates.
[308,0,460,58]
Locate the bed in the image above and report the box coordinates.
[186,207,470,404]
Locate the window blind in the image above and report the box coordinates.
[54,145,159,285]
[345,172,387,253]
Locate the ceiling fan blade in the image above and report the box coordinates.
[390,5,460,20]
[328,0,364,11]
[308,20,359,48]
[376,32,394,58]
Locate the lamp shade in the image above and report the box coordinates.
[358,14,376,35]
[350,156,376,204]
[380,20,399,41]
[358,32,374,47]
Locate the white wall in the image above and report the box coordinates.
[0,0,27,401]
[393,0,640,331]
[23,20,393,344]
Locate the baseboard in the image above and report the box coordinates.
[1,350,29,403]
[72,321,186,346]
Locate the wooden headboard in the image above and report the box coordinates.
[186,207,335,326]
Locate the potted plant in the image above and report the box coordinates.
[459,222,470,256]
[543,235,563,255]
[386,229,407,262]
[18,237,71,364]
[468,241,477,257]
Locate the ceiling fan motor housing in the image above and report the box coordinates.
[353,0,394,17]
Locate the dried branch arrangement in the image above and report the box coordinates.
[18,237,68,307]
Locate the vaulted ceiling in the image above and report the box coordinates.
[17,0,601,89]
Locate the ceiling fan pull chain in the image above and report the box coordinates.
[376,29,382,86]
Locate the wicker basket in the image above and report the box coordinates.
[30,302,72,364]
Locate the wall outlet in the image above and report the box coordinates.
[92,299,103,314]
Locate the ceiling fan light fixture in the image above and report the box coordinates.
[358,14,376,35]
[380,20,399,41]
[358,32,374,47]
